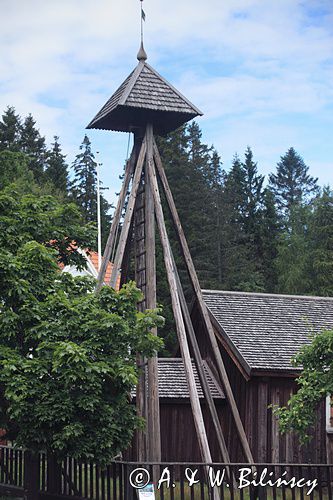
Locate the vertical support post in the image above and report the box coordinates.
[145,123,161,463]
[24,451,39,500]
[134,134,148,462]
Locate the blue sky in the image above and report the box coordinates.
[1,0,332,205]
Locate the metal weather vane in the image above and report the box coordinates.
[140,0,146,43]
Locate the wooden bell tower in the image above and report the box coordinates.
[87,42,254,467]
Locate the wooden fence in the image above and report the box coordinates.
[0,445,332,500]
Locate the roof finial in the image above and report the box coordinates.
[137,41,147,62]
[137,0,147,61]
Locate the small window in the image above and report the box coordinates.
[326,396,333,433]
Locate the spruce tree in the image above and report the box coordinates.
[71,135,98,222]
[20,114,47,181]
[206,150,224,285]
[185,122,217,287]
[274,204,311,294]
[0,106,22,152]
[308,187,333,296]
[71,135,111,248]
[221,156,251,290]
[45,136,68,193]
[269,147,318,216]
[259,188,280,292]
[221,151,265,291]
[242,146,265,236]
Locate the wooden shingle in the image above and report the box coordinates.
[87,61,202,136]
[202,290,333,375]
[131,358,224,399]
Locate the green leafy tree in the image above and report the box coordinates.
[269,147,318,218]
[273,328,333,443]
[0,190,162,464]
[45,136,68,193]
[0,189,95,268]
[0,106,22,152]
[20,113,47,181]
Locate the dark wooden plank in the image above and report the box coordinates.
[113,459,118,500]
[0,483,24,497]
[89,461,94,499]
[106,465,111,500]
[96,464,100,500]
[41,453,46,491]
[257,382,268,462]
[24,451,39,500]
[271,388,280,463]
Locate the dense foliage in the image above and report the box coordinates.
[273,329,333,443]
[0,189,163,464]
[0,107,111,247]
[155,124,332,351]
[1,106,332,355]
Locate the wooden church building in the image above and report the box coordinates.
[125,289,333,464]
[178,290,333,464]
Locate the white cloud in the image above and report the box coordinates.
[0,0,332,194]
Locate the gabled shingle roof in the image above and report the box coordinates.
[132,358,224,400]
[87,61,202,136]
[202,290,333,375]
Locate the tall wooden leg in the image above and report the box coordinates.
[109,139,147,288]
[147,153,213,466]
[145,124,161,463]
[95,145,137,292]
[171,252,232,462]
[135,178,148,462]
[153,140,255,465]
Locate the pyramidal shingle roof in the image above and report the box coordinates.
[87,61,202,136]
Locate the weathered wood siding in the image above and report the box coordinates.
[191,305,330,464]
[126,305,332,463]
[160,401,227,462]
[125,400,227,462]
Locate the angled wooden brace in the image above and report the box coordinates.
[95,145,137,292]
[109,139,147,289]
